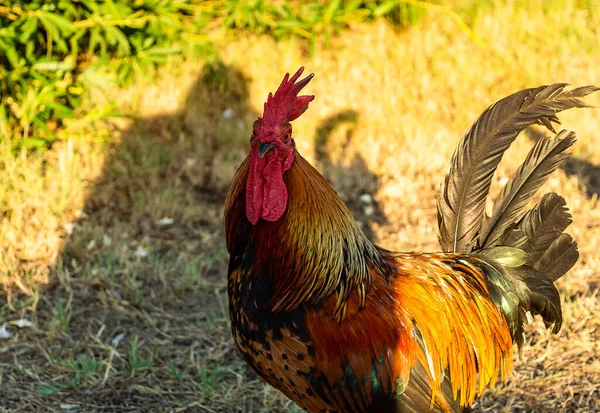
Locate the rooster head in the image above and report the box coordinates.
[246,67,314,225]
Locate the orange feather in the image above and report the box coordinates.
[226,152,514,412]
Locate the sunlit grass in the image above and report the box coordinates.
[1,1,599,411]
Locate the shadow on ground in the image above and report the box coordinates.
[0,63,256,412]
[0,64,388,412]
[2,67,597,412]
[314,110,388,240]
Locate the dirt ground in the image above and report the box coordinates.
[1,5,600,412]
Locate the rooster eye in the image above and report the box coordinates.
[284,133,290,141]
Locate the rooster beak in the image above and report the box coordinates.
[259,142,276,158]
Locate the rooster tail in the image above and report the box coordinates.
[437,84,597,254]
[437,84,598,342]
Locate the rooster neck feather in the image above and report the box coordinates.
[225,151,390,321]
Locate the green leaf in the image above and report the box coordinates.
[19,17,39,43]
[143,46,181,55]
[32,60,76,72]
[19,138,50,148]
[3,45,21,68]
[103,25,131,56]
[324,0,341,22]
[142,36,155,49]
[38,11,76,37]
[0,103,9,139]
[45,101,75,118]
[373,1,398,18]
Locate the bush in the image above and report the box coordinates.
[0,0,465,149]
[0,0,208,148]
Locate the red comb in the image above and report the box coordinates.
[261,67,315,135]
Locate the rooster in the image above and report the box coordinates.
[225,67,597,412]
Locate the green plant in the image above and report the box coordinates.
[127,336,153,377]
[51,294,72,331]
[58,355,103,380]
[0,0,477,150]
[0,0,209,148]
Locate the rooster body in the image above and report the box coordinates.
[225,69,597,412]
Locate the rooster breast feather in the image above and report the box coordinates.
[226,157,513,412]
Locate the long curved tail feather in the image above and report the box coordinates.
[437,84,598,345]
[438,84,598,254]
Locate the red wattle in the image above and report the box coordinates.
[246,147,293,225]
[246,151,264,225]
[261,159,287,222]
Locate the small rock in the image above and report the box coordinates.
[221,108,235,120]
[135,246,148,258]
[64,222,75,235]
[0,324,12,339]
[111,332,126,346]
[359,194,373,204]
[14,319,33,328]
[157,217,175,226]
[74,209,88,219]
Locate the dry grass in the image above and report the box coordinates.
[1,1,600,411]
